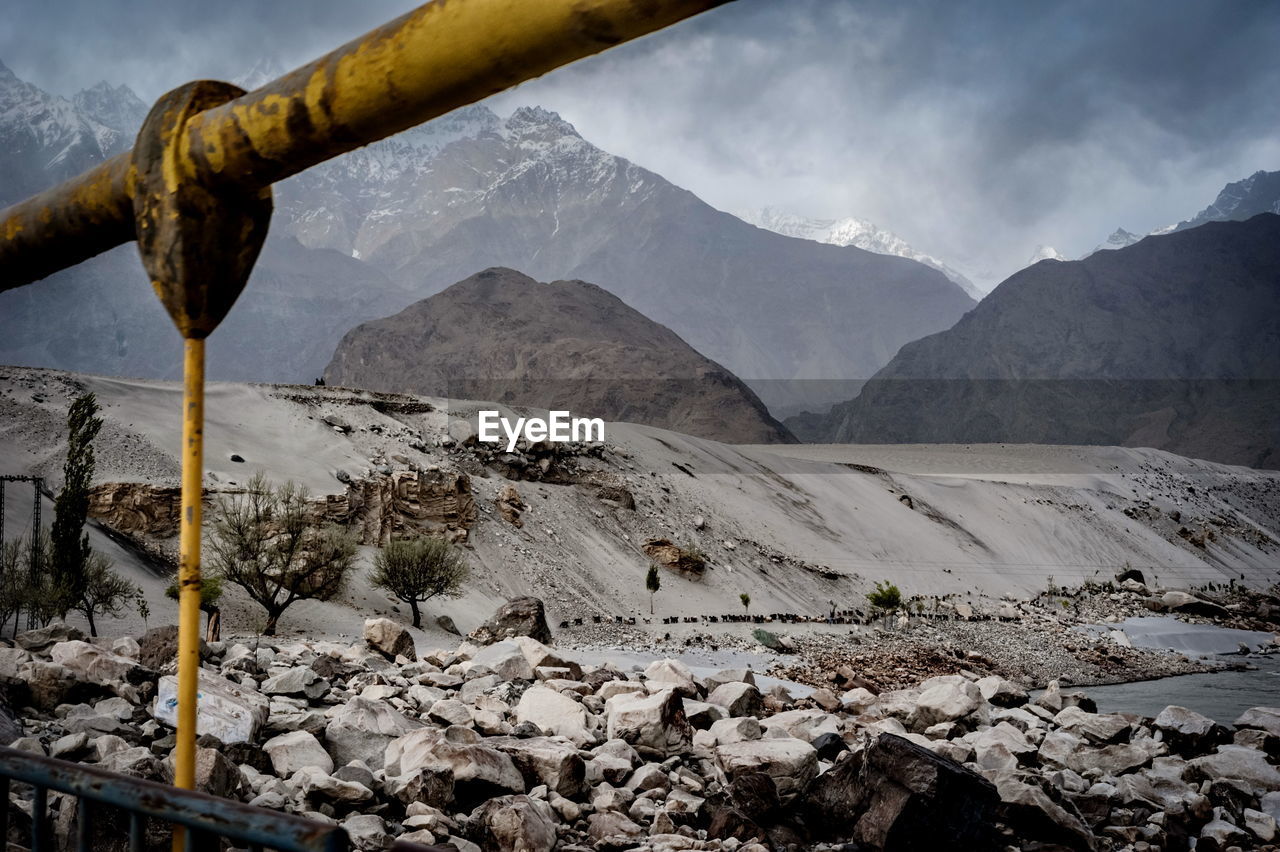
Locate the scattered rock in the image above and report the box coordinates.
[468,597,552,646]
[804,733,999,848]
[364,617,416,660]
[264,730,333,776]
[606,689,692,758]
[152,672,268,744]
[641,539,707,575]
[325,696,422,767]
[469,795,557,852]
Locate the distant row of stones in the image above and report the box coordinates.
[1,598,1278,851]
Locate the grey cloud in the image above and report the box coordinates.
[3,0,1278,287]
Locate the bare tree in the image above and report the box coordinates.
[4,533,63,635]
[208,474,358,635]
[0,540,24,635]
[371,536,469,628]
[73,552,140,637]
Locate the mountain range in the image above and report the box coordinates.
[790,214,1280,468]
[736,207,983,300]
[324,267,795,444]
[0,59,143,206]
[1080,169,1280,259]
[270,102,976,415]
[0,61,975,417]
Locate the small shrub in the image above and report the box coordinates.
[682,544,708,572]
[867,580,902,612]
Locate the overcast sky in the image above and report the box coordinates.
[4,0,1278,288]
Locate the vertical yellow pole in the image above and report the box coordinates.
[174,337,205,800]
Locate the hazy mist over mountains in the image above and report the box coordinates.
[1,1,1278,468]
[3,1,1278,288]
[0,62,973,416]
[791,214,1280,467]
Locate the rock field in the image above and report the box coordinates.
[3,600,1280,851]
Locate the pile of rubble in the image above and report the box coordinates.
[2,602,1280,851]
[773,616,1216,694]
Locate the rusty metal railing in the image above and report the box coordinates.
[0,746,350,852]
[0,0,730,846]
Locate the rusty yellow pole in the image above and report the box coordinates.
[172,338,204,850]
[175,337,205,788]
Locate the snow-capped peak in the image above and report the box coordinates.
[72,80,147,134]
[233,57,292,93]
[739,207,982,299]
[1027,245,1065,264]
[502,106,582,142]
[1088,227,1142,255]
[0,59,128,180]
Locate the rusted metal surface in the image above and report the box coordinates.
[0,0,731,292]
[0,154,134,290]
[0,746,349,852]
[132,81,271,338]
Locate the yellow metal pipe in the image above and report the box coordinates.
[0,153,136,290]
[173,338,205,802]
[0,0,731,291]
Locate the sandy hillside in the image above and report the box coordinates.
[1,365,1277,644]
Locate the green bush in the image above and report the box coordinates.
[372,536,469,628]
[867,580,902,611]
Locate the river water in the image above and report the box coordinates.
[1077,616,1280,724]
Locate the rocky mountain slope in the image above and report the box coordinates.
[790,215,1280,469]
[324,268,794,445]
[737,207,982,300]
[2,367,1277,646]
[1174,170,1280,233]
